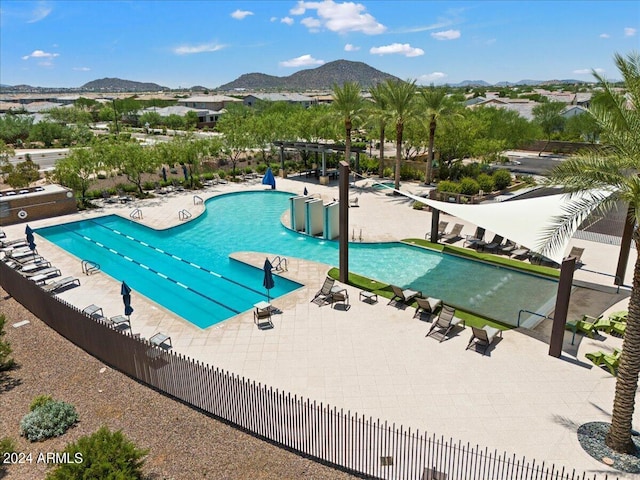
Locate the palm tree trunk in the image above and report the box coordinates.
[345,120,352,170]
[606,233,640,453]
[425,117,436,185]
[378,126,385,178]
[394,122,402,190]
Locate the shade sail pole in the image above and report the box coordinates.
[339,161,349,284]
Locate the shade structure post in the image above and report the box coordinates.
[615,205,634,286]
[549,256,576,357]
[430,209,440,243]
[339,161,349,284]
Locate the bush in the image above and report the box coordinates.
[437,180,461,194]
[142,181,156,191]
[459,177,480,195]
[476,173,495,193]
[20,400,78,442]
[412,201,426,210]
[382,167,393,178]
[0,436,16,457]
[0,315,14,371]
[46,426,148,480]
[256,163,268,174]
[493,169,512,190]
[30,394,54,411]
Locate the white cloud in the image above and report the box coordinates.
[624,27,637,37]
[27,1,52,23]
[344,43,360,51]
[270,16,278,22]
[291,0,386,35]
[418,72,447,84]
[279,54,325,67]
[431,29,461,40]
[599,33,610,39]
[301,17,322,30]
[281,16,294,25]
[73,67,91,71]
[573,68,605,75]
[172,43,226,55]
[21,49,59,60]
[231,9,253,20]
[369,43,424,57]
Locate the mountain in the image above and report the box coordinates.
[217,60,400,91]
[449,80,492,87]
[81,77,169,92]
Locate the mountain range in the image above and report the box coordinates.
[0,59,595,93]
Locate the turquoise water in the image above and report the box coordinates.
[37,191,557,328]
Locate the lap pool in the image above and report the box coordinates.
[37,191,557,328]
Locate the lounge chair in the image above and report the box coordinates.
[42,276,81,293]
[426,305,465,342]
[612,321,626,337]
[253,303,274,329]
[389,285,422,305]
[349,197,359,207]
[511,247,530,259]
[311,276,335,306]
[330,288,350,310]
[414,297,442,319]
[586,348,621,375]
[498,240,517,255]
[565,314,602,338]
[463,227,485,249]
[28,267,62,284]
[108,315,132,331]
[18,260,52,273]
[425,221,448,241]
[149,332,172,350]
[609,310,628,322]
[483,235,504,253]
[441,223,464,243]
[466,325,502,354]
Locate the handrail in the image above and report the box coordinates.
[130,208,143,220]
[270,255,288,272]
[81,259,100,275]
[517,309,552,327]
[178,209,192,221]
[577,268,622,293]
[193,195,203,205]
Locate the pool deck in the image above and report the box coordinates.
[3,176,637,479]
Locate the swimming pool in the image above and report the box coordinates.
[37,191,558,328]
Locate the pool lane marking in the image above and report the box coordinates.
[64,228,240,314]
[88,220,266,298]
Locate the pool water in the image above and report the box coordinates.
[37,191,557,328]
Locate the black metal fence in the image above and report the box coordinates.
[1,262,614,480]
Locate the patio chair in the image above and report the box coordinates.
[42,276,81,293]
[441,223,464,243]
[254,306,274,329]
[413,297,442,319]
[608,310,628,322]
[330,288,350,310]
[463,227,485,249]
[311,276,335,305]
[426,305,465,342]
[569,246,585,265]
[498,239,517,255]
[586,348,621,375]
[483,235,504,253]
[389,285,422,305]
[425,221,448,241]
[28,267,62,285]
[510,247,530,259]
[612,321,626,337]
[466,325,502,354]
[565,314,602,338]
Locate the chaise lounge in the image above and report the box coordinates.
[426,305,465,342]
[42,276,81,293]
[413,297,442,319]
[441,224,464,243]
[466,325,502,354]
[389,285,422,306]
[311,276,335,306]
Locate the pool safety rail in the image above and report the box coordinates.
[81,259,100,275]
[193,195,203,205]
[270,255,288,272]
[130,208,143,220]
[178,209,192,221]
[517,309,553,327]
[0,262,616,480]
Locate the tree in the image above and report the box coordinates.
[532,101,566,155]
[420,86,457,184]
[543,51,640,454]
[382,79,419,190]
[368,82,389,177]
[54,147,101,205]
[215,104,255,178]
[331,82,366,172]
[1,158,40,188]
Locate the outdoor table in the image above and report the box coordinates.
[359,291,378,304]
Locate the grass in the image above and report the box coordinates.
[327,267,515,331]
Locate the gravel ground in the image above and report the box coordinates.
[0,289,358,480]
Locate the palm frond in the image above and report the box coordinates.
[544,153,628,191]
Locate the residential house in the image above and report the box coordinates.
[242,92,316,108]
[177,95,241,111]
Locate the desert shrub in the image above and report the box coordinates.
[459,177,480,195]
[461,162,482,178]
[436,180,461,194]
[400,165,424,181]
[412,201,425,210]
[0,436,16,457]
[216,170,227,179]
[382,167,393,178]
[46,427,148,480]
[142,181,156,191]
[243,166,253,175]
[30,394,54,411]
[20,400,78,442]
[493,169,512,190]
[0,315,14,371]
[256,163,268,174]
[476,173,495,193]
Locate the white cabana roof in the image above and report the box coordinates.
[385,186,612,264]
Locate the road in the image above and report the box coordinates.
[497,151,567,176]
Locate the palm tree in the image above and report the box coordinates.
[383,79,419,190]
[543,51,640,454]
[420,86,455,184]
[368,82,389,177]
[331,82,365,171]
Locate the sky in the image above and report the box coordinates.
[1,0,638,89]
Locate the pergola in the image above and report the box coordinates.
[272,141,366,180]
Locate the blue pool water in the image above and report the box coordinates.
[37,191,557,328]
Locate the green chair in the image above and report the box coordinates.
[593,317,613,334]
[586,350,607,366]
[566,314,602,338]
[609,311,628,322]
[612,321,626,337]
[586,348,622,375]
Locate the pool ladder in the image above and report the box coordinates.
[270,255,288,272]
[130,208,143,220]
[193,195,203,205]
[81,259,101,275]
[178,209,192,221]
